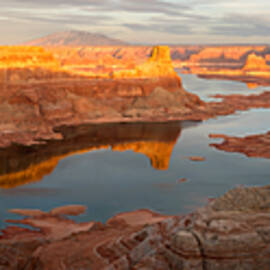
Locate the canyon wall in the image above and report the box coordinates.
[46,45,270,69]
[112,46,179,79]
[1,44,270,149]
[43,44,270,86]
[0,45,205,148]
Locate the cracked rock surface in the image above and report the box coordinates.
[1,185,270,269]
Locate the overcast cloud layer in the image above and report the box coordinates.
[1,0,270,44]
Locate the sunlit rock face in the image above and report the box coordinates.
[0,46,81,84]
[0,122,181,188]
[46,45,267,71]
[0,45,207,148]
[182,49,270,87]
[112,46,179,79]
[243,53,270,71]
[189,46,266,63]
[0,46,60,69]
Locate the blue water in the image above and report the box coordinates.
[181,72,270,101]
[0,74,269,228]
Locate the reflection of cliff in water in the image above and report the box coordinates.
[0,121,189,189]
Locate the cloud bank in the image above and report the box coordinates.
[1,0,270,44]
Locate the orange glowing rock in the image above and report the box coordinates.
[112,46,179,79]
[112,140,177,170]
[189,46,266,62]
[243,53,270,71]
[0,46,60,69]
[246,82,259,89]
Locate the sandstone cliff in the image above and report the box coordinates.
[112,46,179,79]
[243,53,270,71]
[185,50,270,85]
[0,45,206,148]
[0,46,60,68]
[189,46,266,63]
[2,44,270,149]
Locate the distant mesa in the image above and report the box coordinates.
[24,30,128,46]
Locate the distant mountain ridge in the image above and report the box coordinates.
[24,31,127,46]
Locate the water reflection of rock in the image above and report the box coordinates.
[0,122,184,188]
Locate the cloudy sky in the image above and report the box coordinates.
[1,0,270,44]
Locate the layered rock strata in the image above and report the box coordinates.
[1,45,270,149]
[187,51,270,86]
[0,46,204,148]
[1,185,270,269]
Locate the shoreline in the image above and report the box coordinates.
[1,184,270,269]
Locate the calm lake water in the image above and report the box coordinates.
[0,73,269,228]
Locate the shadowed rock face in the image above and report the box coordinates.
[1,185,270,269]
[0,122,182,188]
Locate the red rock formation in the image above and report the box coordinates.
[209,131,270,159]
[1,185,270,269]
[112,46,179,79]
[243,53,270,71]
[0,46,60,68]
[2,44,270,148]
[0,45,206,148]
[46,45,267,71]
[184,50,270,86]
[189,46,266,63]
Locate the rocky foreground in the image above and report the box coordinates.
[1,184,270,269]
